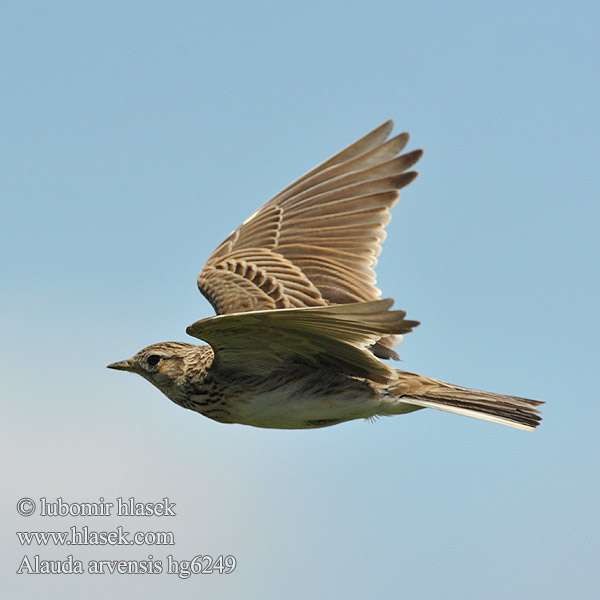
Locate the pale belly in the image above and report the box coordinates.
[226,375,383,429]
[179,368,421,430]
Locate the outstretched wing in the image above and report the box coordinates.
[186,299,419,384]
[197,120,422,317]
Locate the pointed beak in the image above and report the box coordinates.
[107,359,135,372]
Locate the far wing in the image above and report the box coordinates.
[198,121,422,317]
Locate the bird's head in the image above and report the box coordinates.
[107,342,201,398]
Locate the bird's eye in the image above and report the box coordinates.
[147,355,161,367]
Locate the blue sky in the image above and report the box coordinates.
[2,1,598,598]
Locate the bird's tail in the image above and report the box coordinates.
[384,371,543,430]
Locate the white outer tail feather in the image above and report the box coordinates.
[397,398,538,431]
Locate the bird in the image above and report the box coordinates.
[108,120,543,431]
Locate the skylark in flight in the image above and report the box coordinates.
[108,121,542,430]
